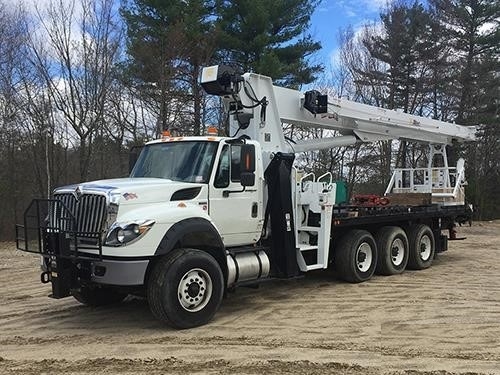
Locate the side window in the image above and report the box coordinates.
[214,144,245,188]
[214,145,229,188]
[230,145,241,182]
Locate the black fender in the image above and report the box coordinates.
[152,218,227,283]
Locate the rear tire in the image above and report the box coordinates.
[72,286,127,307]
[334,230,377,283]
[147,248,224,329]
[407,224,435,270]
[375,226,409,275]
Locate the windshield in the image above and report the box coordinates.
[130,141,218,183]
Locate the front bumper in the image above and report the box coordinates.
[39,255,151,299]
[16,198,154,288]
[88,258,149,286]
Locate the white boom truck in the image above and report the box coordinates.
[16,65,476,329]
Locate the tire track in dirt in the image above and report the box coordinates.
[0,357,380,375]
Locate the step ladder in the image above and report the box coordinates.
[294,171,336,272]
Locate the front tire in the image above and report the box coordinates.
[334,230,378,283]
[147,248,224,329]
[375,226,409,275]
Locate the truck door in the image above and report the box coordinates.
[208,143,263,246]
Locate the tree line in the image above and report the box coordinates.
[0,0,498,240]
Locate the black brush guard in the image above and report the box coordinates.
[15,199,104,298]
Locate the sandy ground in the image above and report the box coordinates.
[1,221,499,375]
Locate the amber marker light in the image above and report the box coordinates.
[206,126,218,136]
[161,130,171,141]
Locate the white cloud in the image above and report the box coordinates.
[317,0,336,12]
[327,19,384,69]
[319,0,386,19]
[329,47,341,68]
[362,0,388,12]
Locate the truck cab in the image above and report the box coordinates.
[129,136,264,247]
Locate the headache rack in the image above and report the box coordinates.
[15,198,104,261]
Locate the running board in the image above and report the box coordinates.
[298,226,320,232]
[303,264,324,271]
[296,244,327,271]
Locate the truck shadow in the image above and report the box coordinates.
[28,262,444,333]
[25,269,339,332]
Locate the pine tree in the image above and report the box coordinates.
[361,2,442,113]
[215,0,322,88]
[429,0,500,219]
[357,2,444,169]
[430,0,499,124]
[121,0,217,135]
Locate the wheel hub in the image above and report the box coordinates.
[419,235,432,261]
[356,242,373,272]
[187,282,200,298]
[391,238,405,266]
[177,268,213,313]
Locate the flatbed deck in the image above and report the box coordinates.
[330,204,472,228]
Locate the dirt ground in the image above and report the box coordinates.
[1,221,499,375]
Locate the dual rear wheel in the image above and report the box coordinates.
[334,224,435,283]
[375,226,409,275]
[407,224,435,270]
[334,229,378,283]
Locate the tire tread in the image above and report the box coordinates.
[335,229,377,283]
[147,248,224,329]
[375,226,409,275]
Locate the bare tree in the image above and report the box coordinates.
[28,0,122,181]
[333,25,395,193]
[0,1,34,238]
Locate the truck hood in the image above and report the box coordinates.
[54,178,205,205]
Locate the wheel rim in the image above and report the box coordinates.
[419,235,432,261]
[391,238,405,266]
[356,242,373,272]
[178,268,213,313]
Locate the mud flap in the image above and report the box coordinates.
[436,234,448,254]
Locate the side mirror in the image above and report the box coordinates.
[240,144,255,187]
[129,145,143,174]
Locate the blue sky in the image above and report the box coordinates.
[310,0,387,68]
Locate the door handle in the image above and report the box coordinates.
[251,202,258,218]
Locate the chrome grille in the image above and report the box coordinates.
[51,193,107,236]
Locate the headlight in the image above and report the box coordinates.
[105,219,155,246]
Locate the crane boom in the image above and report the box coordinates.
[201,65,477,205]
[274,86,476,146]
[201,66,476,156]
